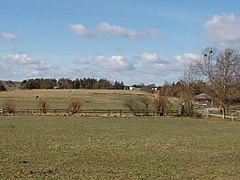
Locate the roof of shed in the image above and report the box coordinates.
[194,93,211,100]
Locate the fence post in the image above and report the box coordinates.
[1,108,4,115]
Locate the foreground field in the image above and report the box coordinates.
[0,116,240,179]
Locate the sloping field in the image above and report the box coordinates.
[0,89,155,110]
[0,116,239,179]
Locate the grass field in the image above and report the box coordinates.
[0,89,157,110]
[0,116,240,179]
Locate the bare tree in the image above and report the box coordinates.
[141,97,152,116]
[154,91,173,116]
[180,61,199,116]
[124,99,141,116]
[197,47,240,118]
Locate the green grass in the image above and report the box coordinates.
[0,116,240,179]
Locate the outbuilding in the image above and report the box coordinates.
[194,93,212,106]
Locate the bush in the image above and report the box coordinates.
[67,99,82,114]
[154,94,174,116]
[124,99,146,116]
[38,98,49,114]
[3,100,16,114]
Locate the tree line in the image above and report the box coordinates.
[180,47,240,118]
[21,78,125,90]
[126,47,240,118]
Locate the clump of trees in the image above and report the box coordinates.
[152,47,240,118]
[21,78,125,90]
[21,78,57,89]
[196,47,240,118]
[178,47,240,118]
[124,94,176,116]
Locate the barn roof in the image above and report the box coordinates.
[194,93,211,100]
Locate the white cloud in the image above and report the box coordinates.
[174,53,199,64]
[168,53,199,72]
[138,52,168,72]
[31,63,56,71]
[96,55,134,71]
[73,58,90,65]
[148,28,164,38]
[146,53,198,72]
[68,24,94,37]
[0,51,200,85]
[1,54,38,65]
[0,53,58,80]
[140,52,161,62]
[68,22,163,39]
[96,22,143,39]
[0,32,18,41]
[205,13,240,48]
[152,63,168,69]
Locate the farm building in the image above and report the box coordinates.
[194,93,212,106]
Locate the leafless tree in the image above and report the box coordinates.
[141,97,152,116]
[180,61,199,116]
[154,91,173,116]
[124,99,141,116]
[197,47,240,118]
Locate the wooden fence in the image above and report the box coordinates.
[0,108,180,117]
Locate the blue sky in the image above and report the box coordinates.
[0,0,240,85]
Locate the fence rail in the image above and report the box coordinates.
[0,108,180,117]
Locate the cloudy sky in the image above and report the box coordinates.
[0,0,240,85]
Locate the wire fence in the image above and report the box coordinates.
[0,108,180,117]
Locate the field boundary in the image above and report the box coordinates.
[1,108,180,117]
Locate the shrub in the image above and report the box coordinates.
[124,99,143,116]
[3,100,16,114]
[67,99,82,114]
[141,97,152,116]
[154,93,174,116]
[38,98,49,114]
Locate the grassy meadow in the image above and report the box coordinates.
[0,116,240,179]
[0,89,156,110]
[0,89,240,179]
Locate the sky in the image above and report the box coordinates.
[0,0,240,85]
